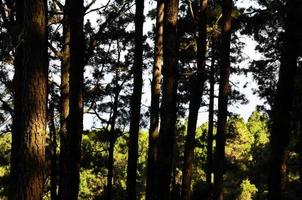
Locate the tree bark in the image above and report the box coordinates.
[126,0,144,199]
[206,39,216,198]
[9,0,48,199]
[146,0,164,199]
[212,0,232,199]
[181,1,208,199]
[59,0,85,199]
[268,1,300,199]
[58,0,70,198]
[157,0,179,199]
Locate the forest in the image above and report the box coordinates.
[0,0,301,199]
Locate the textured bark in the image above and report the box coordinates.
[181,1,208,199]
[58,0,71,198]
[9,0,48,199]
[206,40,216,198]
[146,0,164,199]
[212,0,232,199]
[156,0,179,199]
[60,0,85,199]
[126,0,144,199]
[268,1,300,199]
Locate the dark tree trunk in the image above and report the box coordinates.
[268,1,300,199]
[146,0,164,199]
[59,0,85,199]
[206,39,216,198]
[58,0,71,198]
[156,0,179,199]
[48,88,58,200]
[181,0,208,199]
[9,0,48,199]
[106,79,120,200]
[299,120,302,186]
[212,0,232,199]
[106,135,115,200]
[126,0,144,199]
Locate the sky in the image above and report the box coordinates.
[82,0,265,130]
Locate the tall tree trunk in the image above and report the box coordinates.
[299,120,302,187]
[9,0,48,199]
[60,0,85,199]
[268,1,300,199]
[181,0,208,199]
[106,79,120,200]
[106,135,115,200]
[126,0,144,199]
[157,0,179,199]
[212,0,232,199]
[206,39,216,198]
[146,0,164,199]
[58,0,71,198]
[48,86,58,200]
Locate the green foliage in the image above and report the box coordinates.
[0,133,10,198]
[236,179,258,200]
[247,111,269,147]
[226,116,254,163]
[79,169,105,199]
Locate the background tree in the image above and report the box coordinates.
[181,0,208,199]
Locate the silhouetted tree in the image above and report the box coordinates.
[157,0,179,199]
[181,0,208,199]
[268,1,301,199]
[213,0,232,199]
[60,0,85,198]
[126,0,144,199]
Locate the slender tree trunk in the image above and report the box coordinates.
[206,39,216,198]
[58,0,71,198]
[59,0,85,199]
[212,0,232,199]
[9,0,48,199]
[268,1,300,199]
[157,0,179,199]
[106,135,115,200]
[299,120,302,186]
[48,88,58,200]
[106,81,119,200]
[181,1,208,199]
[146,0,164,199]
[126,0,144,199]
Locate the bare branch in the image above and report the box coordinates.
[48,42,63,59]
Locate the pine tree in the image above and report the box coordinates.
[268,0,301,199]
[157,0,179,198]
[9,0,48,199]
[213,0,233,199]
[181,0,208,199]
[146,0,164,199]
[126,0,144,199]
